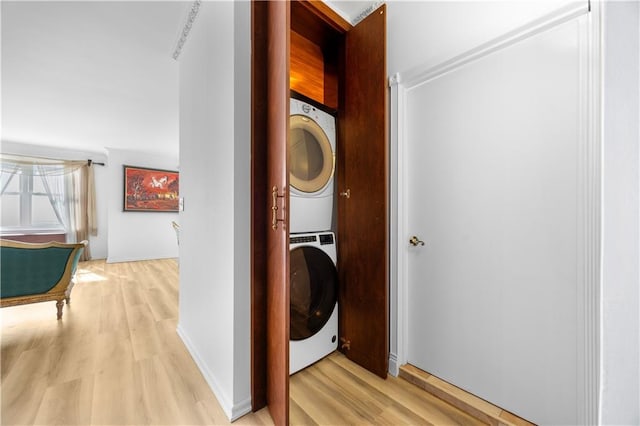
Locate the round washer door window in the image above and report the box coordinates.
[289,115,334,193]
[290,246,338,341]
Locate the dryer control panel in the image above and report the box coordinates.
[319,233,334,245]
[290,235,316,244]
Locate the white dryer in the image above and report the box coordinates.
[289,231,338,374]
[289,98,336,233]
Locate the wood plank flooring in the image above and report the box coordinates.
[398,365,534,426]
[2,258,485,425]
[1,259,258,425]
[290,353,484,425]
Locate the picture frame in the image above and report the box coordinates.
[123,165,179,212]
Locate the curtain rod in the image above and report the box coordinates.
[88,159,105,167]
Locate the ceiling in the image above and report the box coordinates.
[0,1,376,159]
[1,1,190,158]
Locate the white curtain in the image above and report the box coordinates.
[37,164,70,233]
[0,164,19,195]
[0,154,98,260]
[0,154,85,176]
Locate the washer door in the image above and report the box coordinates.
[289,115,334,193]
[290,246,338,341]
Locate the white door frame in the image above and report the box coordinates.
[389,2,601,423]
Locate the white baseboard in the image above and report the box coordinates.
[389,352,399,377]
[105,254,177,264]
[176,325,251,421]
[232,396,252,421]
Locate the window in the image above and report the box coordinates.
[1,165,66,233]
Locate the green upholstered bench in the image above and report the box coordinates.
[1,239,87,320]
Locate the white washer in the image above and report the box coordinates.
[289,231,338,374]
[289,98,336,233]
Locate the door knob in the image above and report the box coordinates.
[409,236,425,246]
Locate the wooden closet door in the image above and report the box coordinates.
[265,1,290,425]
[338,4,388,378]
[251,1,291,418]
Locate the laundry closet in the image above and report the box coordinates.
[250,1,388,424]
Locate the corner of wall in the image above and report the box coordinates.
[176,325,236,419]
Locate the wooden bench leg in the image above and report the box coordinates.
[65,278,75,305]
[56,300,64,320]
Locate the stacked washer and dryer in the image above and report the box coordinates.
[288,98,339,375]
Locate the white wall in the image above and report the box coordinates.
[601,1,640,424]
[176,1,251,420]
[106,147,179,263]
[0,140,109,259]
[386,0,580,74]
[232,0,251,406]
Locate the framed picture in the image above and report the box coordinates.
[123,165,179,212]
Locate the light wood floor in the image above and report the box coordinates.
[290,353,483,425]
[2,259,484,425]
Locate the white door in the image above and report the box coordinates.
[404,11,597,425]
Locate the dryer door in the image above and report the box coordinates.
[289,115,334,193]
[290,246,338,340]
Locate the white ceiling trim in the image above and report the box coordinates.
[351,1,385,25]
[172,0,202,60]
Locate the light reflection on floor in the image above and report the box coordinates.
[75,268,107,282]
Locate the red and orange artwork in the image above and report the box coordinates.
[123,165,179,212]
